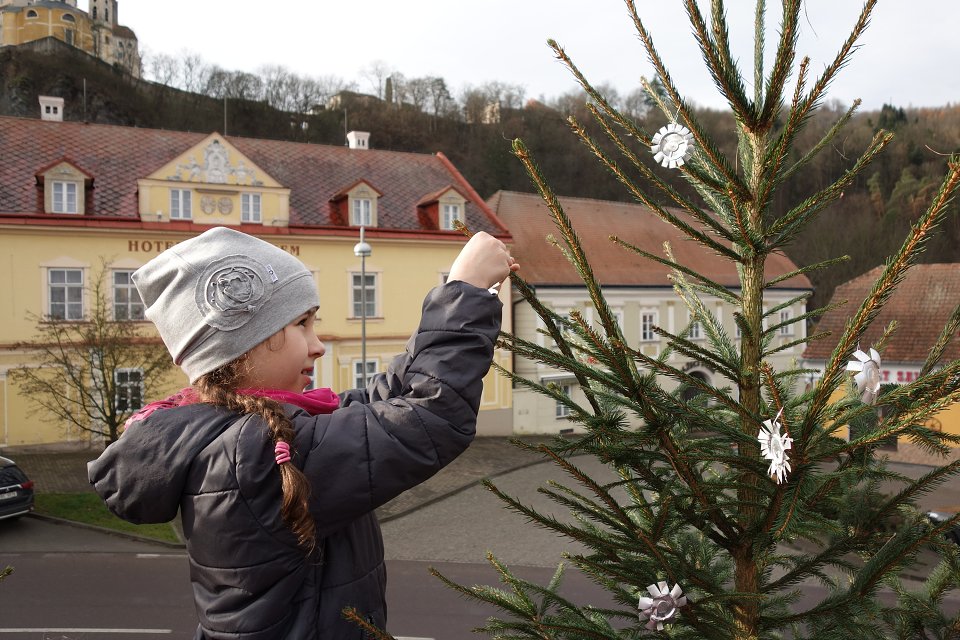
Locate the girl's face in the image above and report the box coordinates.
[240,308,325,393]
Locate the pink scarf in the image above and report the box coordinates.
[124,386,340,429]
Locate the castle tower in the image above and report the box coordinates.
[89,0,117,25]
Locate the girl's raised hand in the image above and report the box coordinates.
[447,232,519,290]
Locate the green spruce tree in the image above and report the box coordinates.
[429,1,960,639]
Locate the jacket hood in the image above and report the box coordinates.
[88,403,242,524]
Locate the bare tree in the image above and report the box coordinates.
[146,51,179,87]
[426,76,453,119]
[314,74,355,105]
[10,261,174,444]
[179,51,211,94]
[360,60,393,100]
[259,64,296,110]
[461,86,490,124]
[405,76,432,112]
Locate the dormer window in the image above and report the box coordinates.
[52,181,78,213]
[26,9,38,18]
[417,186,467,231]
[39,160,91,215]
[331,180,382,228]
[352,198,372,226]
[441,203,463,230]
[62,14,76,23]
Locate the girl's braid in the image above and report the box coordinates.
[194,359,316,549]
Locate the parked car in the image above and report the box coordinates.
[0,456,35,520]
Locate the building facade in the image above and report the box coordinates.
[802,264,960,463]
[0,0,140,77]
[0,112,514,448]
[488,190,812,435]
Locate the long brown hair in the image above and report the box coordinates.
[193,357,316,549]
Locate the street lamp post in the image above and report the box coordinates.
[353,226,372,387]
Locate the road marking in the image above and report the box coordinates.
[0,630,171,635]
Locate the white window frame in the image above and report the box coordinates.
[241,193,262,223]
[688,312,703,340]
[350,272,378,319]
[352,198,372,226]
[612,309,624,332]
[48,268,84,321]
[112,270,144,321]
[115,368,144,413]
[52,181,79,214]
[440,203,463,230]
[779,309,793,336]
[353,359,378,389]
[170,188,192,220]
[640,310,658,342]
[556,383,573,419]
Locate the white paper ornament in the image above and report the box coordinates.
[638,581,687,631]
[757,410,792,484]
[651,123,694,168]
[846,346,882,404]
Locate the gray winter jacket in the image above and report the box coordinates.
[88,281,502,638]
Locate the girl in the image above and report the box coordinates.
[88,226,517,639]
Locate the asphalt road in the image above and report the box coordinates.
[3,456,960,638]
[0,459,610,639]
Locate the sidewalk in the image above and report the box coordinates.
[9,437,960,527]
[5,437,552,521]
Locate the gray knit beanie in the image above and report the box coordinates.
[133,227,320,383]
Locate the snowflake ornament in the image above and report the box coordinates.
[638,581,687,631]
[846,346,882,404]
[651,123,694,168]
[757,410,792,484]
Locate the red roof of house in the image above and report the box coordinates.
[487,190,811,289]
[802,263,960,363]
[0,116,509,237]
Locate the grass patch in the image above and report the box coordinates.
[34,493,181,544]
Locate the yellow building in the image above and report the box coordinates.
[0,111,514,448]
[0,0,140,77]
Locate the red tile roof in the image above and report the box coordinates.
[0,116,509,237]
[803,263,960,363]
[488,190,811,289]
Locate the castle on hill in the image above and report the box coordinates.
[0,0,140,77]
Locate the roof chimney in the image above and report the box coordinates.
[39,96,64,122]
[346,130,370,150]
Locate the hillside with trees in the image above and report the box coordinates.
[1,43,957,309]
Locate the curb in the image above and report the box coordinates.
[28,512,186,549]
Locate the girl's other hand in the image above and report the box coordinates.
[447,232,519,290]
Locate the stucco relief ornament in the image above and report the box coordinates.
[757,409,792,484]
[638,581,687,631]
[651,123,694,168]
[847,346,882,404]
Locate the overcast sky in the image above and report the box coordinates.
[113,1,958,111]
